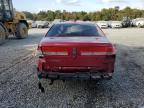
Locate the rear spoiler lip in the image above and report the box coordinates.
[39,42,113,47]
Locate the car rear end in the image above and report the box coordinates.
[97,21,108,29]
[36,22,116,81]
[111,21,122,28]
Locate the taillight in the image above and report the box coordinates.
[43,51,68,56]
[41,46,68,56]
[106,46,116,55]
[81,52,113,56]
[35,45,44,58]
[35,50,44,58]
[80,45,115,56]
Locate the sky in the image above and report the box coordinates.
[13,0,144,13]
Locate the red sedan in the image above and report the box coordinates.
[36,22,116,92]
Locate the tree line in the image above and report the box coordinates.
[23,7,144,21]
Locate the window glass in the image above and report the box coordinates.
[4,0,10,10]
[47,23,104,37]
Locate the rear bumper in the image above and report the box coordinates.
[37,70,113,80]
[100,26,108,29]
[112,26,122,28]
[37,55,115,80]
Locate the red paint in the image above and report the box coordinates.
[36,22,116,80]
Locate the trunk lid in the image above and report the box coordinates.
[40,37,110,44]
[40,37,114,68]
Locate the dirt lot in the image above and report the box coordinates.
[0,28,144,108]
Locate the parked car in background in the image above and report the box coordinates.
[110,21,122,28]
[36,21,49,28]
[131,19,137,27]
[97,21,108,29]
[122,17,131,28]
[31,21,37,28]
[135,18,144,28]
[53,19,63,23]
[36,21,116,92]
[49,19,63,27]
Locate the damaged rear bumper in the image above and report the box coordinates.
[37,70,113,80]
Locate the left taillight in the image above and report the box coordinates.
[35,46,44,58]
[43,51,68,56]
[35,50,44,58]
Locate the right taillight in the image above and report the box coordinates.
[106,46,115,55]
[81,52,113,56]
[81,52,108,55]
[105,46,116,60]
[81,46,115,56]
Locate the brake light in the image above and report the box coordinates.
[81,46,114,56]
[35,45,44,57]
[81,52,113,55]
[106,46,115,55]
[35,50,44,57]
[43,51,68,56]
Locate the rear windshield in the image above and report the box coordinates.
[46,23,103,37]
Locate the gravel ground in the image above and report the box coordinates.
[0,28,144,108]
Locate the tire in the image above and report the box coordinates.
[16,23,28,39]
[0,24,6,45]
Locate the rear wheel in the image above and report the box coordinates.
[0,24,6,45]
[16,23,28,39]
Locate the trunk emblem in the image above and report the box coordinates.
[72,48,77,58]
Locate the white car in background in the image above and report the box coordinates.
[135,19,144,28]
[36,21,49,28]
[49,19,63,27]
[110,21,122,28]
[131,19,137,26]
[97,21,108,29]
[31,21,37,28]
